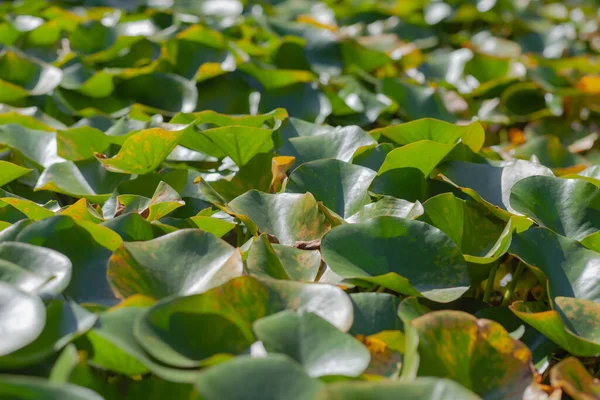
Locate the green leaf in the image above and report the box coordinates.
[133,276,353,367]
[84,306,202,381]
[188,216,235,237]
[0,282,45,357]
[15,216,117,305]
[420,193,512,263]
[145,181,185,221]
[69,20,116,55]
[107,229,243,300]
[253,311,370,377]
[352,143,395,172]
[0,299,96,369]
[369,168,429,203]
[346,196,424,223]
[286,159,376,218]
[116,72,198,114]
[276,119,376,165]
[96,128,185,174]
[194,355,323,400]
[315,378,481,400]
[228,191,329,246]
[411,310,534,399]
[56,126,113,161]
[100,213,156,242]
[0,161,31,187]
[378,141,457,177]
[0,241,71,295]
[0,124,64,168]
[501,82,547,117]
[0,50,62,100]
[513,136,585,169]
[510,176,600,240]
[200,125,274,167]
[372,119,485,152]
[321,216,470,303]
[271,243,321,282]
[0,375,103,400]
[510,227,600,302]
[246,234,291,280]
[0,196,55,221]
[439,160,553,215]
[349,293,403,336]
[381,79,454,121]
[49,344,80,384]
[35,160,128,204]
[511,299,600,357]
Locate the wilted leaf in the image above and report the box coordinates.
[412,310,535,399]
[550,357,600,400]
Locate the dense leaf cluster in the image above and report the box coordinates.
[1,0,600,399]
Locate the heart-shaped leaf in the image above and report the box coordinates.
[378,141,457,177]
[35,160,129,204]
[420,193,512,263]
[228,191,329,246]
[439,160,553,215]
[133,276,353,367]
[411,310,534,400]
[510,176,600,240]
[0,241,71,295]
[276,119,376,165]
[0,124,65,168]
[510,227,600,301]
[511,298,600,357]
[15,216,117,305]
[373,119,485,151]
[56,126,114,161]
[0,282,45,357]
[84,306,202,381]
[199,126,274,167]
[108,229,243,300]
[194,355,324,400]
[286,159,376,218]
[253,311,370,377]
[550,357,600,399]
[321,216,470,303]
[346,196,424,223]
[96,128,185,174]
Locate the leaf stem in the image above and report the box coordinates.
[235,221,245,248]
[483,262,499,304]
[501,262,525,306]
